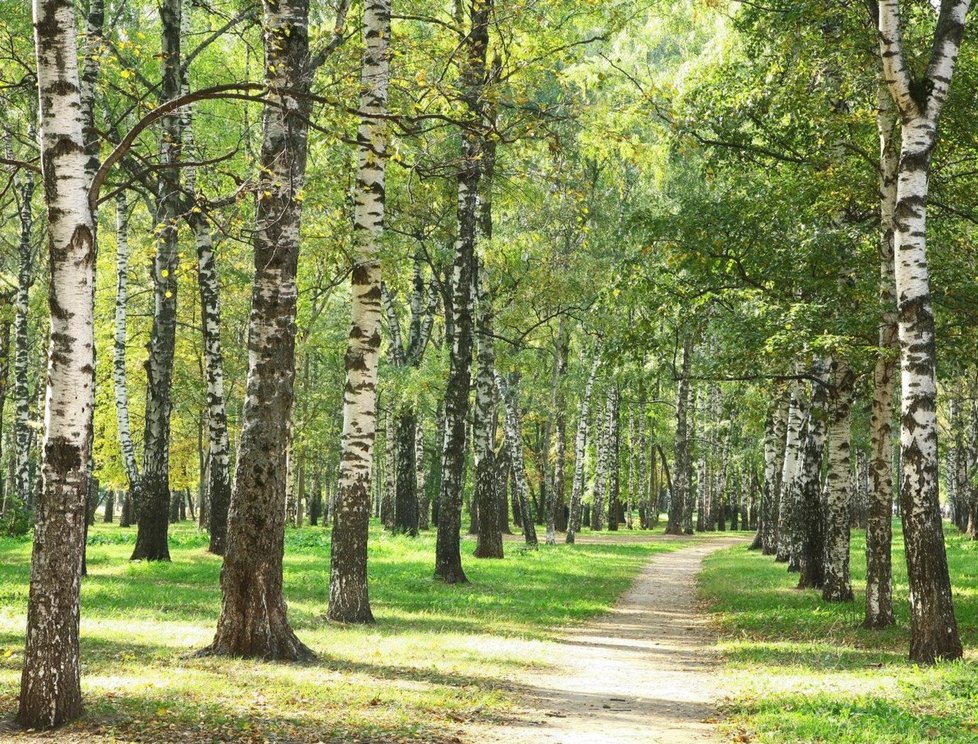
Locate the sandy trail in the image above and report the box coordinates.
[477,536,746,744]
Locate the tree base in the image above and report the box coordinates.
[195,634,315,663]
[909,635,963,664]
[822,585,854,603]
[862,613,895,630]
[434,564,469,584]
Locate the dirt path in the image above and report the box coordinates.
[478,536,746,744]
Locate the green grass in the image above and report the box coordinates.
[700,523,978,743]
[1,520,692,742]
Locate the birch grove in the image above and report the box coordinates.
[9,0,978,732]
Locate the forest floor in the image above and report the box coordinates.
[0,520,731,743]
[700,523,978,743]
[473,535,747,743]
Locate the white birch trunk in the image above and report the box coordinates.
[877,0,969,662]
[329,0,389,620]
[566,354,599,543]
[18,0,96,725]
[112,195,140,500]
[495,371,537,548]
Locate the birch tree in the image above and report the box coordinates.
[865,72,899,629]
[472,262,502,558]
[203,0,343,657]
[17,0,96,725]
[131,0,182,561]
[566,354,600,543]
[112,195,141,513]
[822,356,856,602]
[495,371,538,548]
[876,0,969,662]
[434,0,492,584]
[328,0,388,623]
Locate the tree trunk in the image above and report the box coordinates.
[201,0,319,658]
[416,423,429,530]
[435,0,492,583]
[757,389,788,553]
[865,76,899,626]
[496,372,537,548]
[132,0,182,562]
[112,195,141,513]
[473,263,502,558]
[590,395,607,532]
[822,357,856,603]
[380,406,396,529]
[328,0,387,621]
[606,385,620,532]
[796,362,828,590]
[877,0,966,663]
[17,0,97,725]
[182,60,233,553]
[776,378,805,563]
[667,337,693,535]
[12,145,35,519]
[393,412,419,535]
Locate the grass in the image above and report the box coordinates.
[0,520,692,742]
[699,522,978,743]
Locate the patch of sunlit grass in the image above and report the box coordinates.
[1,520,693,741]
[701,522,978,743]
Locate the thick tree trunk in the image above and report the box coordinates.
[759,391,789,554]
[416,423,430,530]
[17,0,97,725]
[667,337,693,535]
[394,412,419,535]
[202,0,319,657]
[496,372,537,548]
[380,406,396,529]
[132,0,182,561]
[329,0,387,620]
[877,0,966,664]
[822,357,856,603]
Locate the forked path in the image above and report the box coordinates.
[480,536,746,744]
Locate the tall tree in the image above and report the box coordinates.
[434,0,492,583]
[328,0,388,622]
[132,0,183,561]
[472,262,502,558]
[203,0,336,657]
[112,194,141,513]
[666,336,693,535]
[17,0,97,725]
[822,357,856,602]
[864,74,899,629]
[566,354,600,543]
[876,0,969,662]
